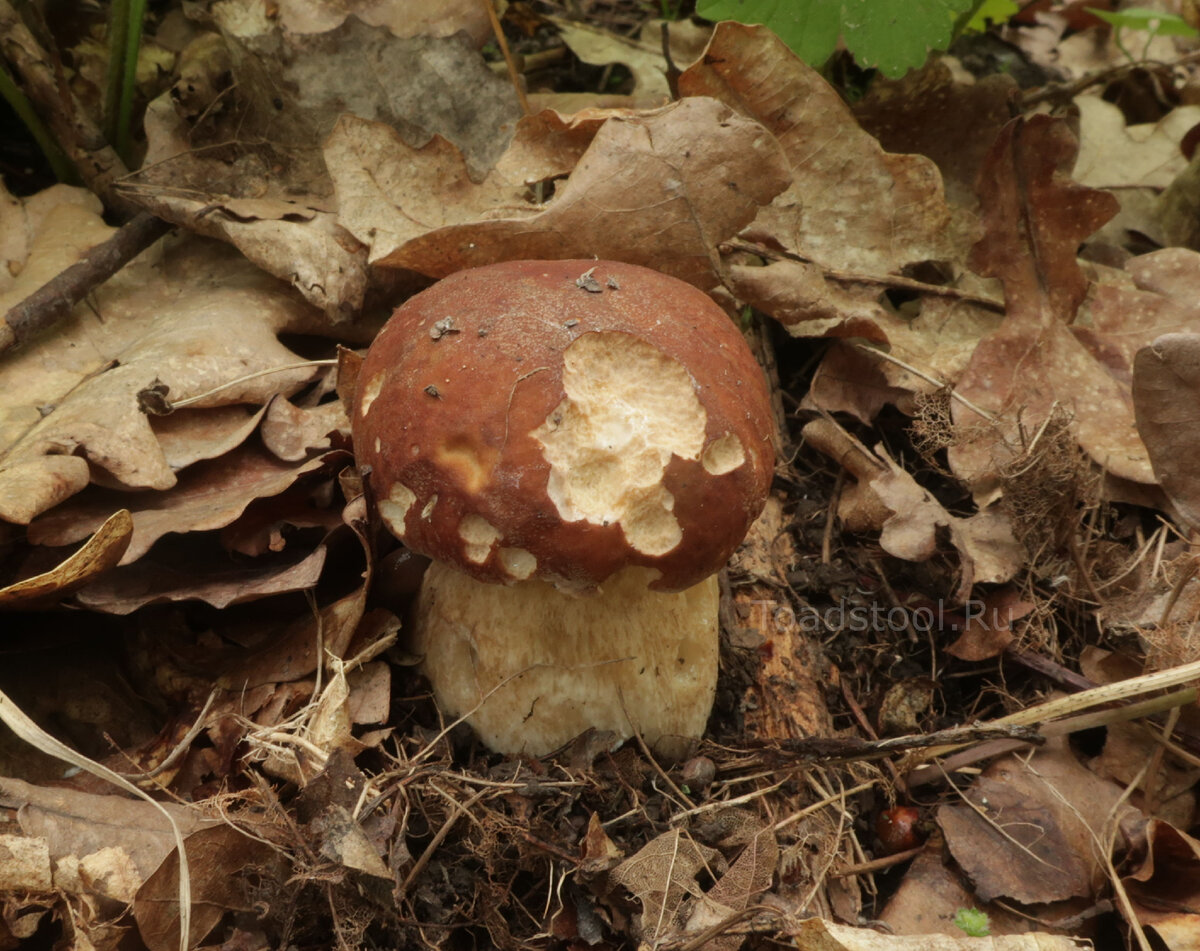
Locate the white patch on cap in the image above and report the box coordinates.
[533,332,706,556]
[498,547,537,580]
[701,432,745,475]
[378,483,416,538]
[421,494,438,520]
[360,372,385,416]
[460,514,502,563]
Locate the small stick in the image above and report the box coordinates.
[480,0,531,116]
[830,844,923,878]
[1,211,171,353]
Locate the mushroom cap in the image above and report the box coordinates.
[353,259,774,593]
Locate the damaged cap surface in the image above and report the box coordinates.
[353,259,774,592]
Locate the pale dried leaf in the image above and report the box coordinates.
[1123,820,1200,943]
[800,417,891,533]
[78,847,142,903]
[0,777,216,881]
[790,916,1088,948]
[0,509,131,607]
[969,115,1118,323]
[612,829,723,941]
[870,449,1022,601]
[0,184,110,314]
[0,242,330,524]
[945,588,1036,661]
[346,661,392,726]
[261,397,347,461]
[725,260,890,341]
[27,444,327,564]
[1075,97,1200,190]
[333,97,790,289]
[126,16,521,313]
[680,22,955,276]
[685,828,777,951]
[881,845,1052,936]
[551,18,673,104]
[133,824,280,951]
[269,0,490,44]
[1133,332,1200,528]
[945,118,1198,491]
[853,59,1016,211]
[0,834,51,891]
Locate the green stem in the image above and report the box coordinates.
[0,62,78,183]
[1113,26,1136,63]
[115,0,147,163]
[103,0,130,148]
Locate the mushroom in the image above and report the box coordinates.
[353,260,774,756]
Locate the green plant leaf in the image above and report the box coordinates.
[953,907,991,937]
[695,0,976,76]
[1087,6,1199,37]
[1094,6,1195,36]
[965,0,1020,31]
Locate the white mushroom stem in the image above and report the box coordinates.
[412,563,719,757]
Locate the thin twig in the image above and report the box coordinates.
[481,0,531,116]
[1,211,171,354]
[399,785,488,895]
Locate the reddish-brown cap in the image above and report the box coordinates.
[353,259,774,592]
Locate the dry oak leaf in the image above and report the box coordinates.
[73,542,328,615]
[680,22,956,277]
[684,827,777,951]
[326,108,608,267]
[879,843,1045,937]
[970,115,1117,323]
[1074,97,1200,190]
[200,13,518,177]
[330,96,792,290]
[0,776,218,883]
[938,739,1142,905]
[0,834,51,892]
[550,17,712,106]
[945,115,1176,491]
[612,829,724,942]
[1134,332,1200,529]
[27,442,330,565]
[0,184,113,331]
[944,586,1036,661]
[872,449,1023,604]
[803,295,1003,421]
[803,419,1021,602]
[0,241,334,525]
[1123,819,1200,947]
[131,69,369,320]
[269,0,490,45]
[134,824,282,951]
[723,258,893,341]
[126,15,522,317]
[853,58,1018,212]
